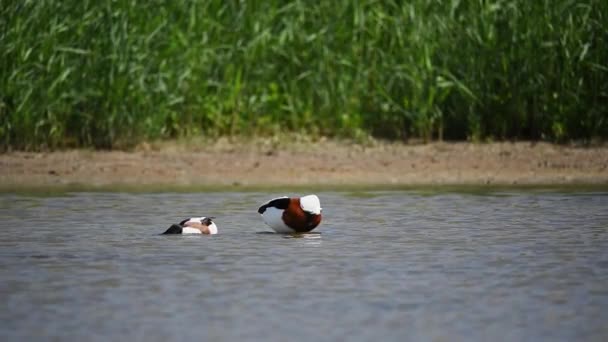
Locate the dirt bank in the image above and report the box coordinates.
[1,139,607,191]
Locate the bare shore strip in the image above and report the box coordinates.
[1,139,607,192]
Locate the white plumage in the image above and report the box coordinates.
[261,206,295,233]
[181,217,218,235]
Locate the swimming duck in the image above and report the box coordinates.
[257,195,322,233]
[162,217,218,235]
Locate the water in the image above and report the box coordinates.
[1,191,607,341]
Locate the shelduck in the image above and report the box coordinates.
[257,195,322,233]
[162,216,218,235]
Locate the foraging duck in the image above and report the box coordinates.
[162,217,218,235]
[257,195,322,233]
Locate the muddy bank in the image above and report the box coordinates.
[1,139,607,192]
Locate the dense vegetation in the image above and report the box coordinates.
[1,0,607,149]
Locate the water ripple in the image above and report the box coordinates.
[1,191,607,341]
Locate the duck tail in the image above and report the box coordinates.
[162,224,183,234]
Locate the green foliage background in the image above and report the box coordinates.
[1,0,607,149]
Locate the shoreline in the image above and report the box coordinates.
[2,184,607,196]
[1,139,607,193]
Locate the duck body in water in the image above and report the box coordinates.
[162,217,218,235]
[258,195,322,233]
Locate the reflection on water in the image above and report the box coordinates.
[1,191,607,341]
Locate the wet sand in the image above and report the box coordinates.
[1,139,607,192]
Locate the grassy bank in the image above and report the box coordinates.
[1,0,607,150]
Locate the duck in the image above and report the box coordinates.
[257,195,322,233]
[162,216,218,235]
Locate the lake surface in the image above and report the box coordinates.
[1,191,607,341]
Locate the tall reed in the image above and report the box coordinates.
[1,0,606,149]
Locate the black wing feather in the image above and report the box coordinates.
[162,224,183,234]
[258,197,290,214]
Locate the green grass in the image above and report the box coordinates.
[1,0,607,150]
[0,183,402,196]
[3,182,608,196]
